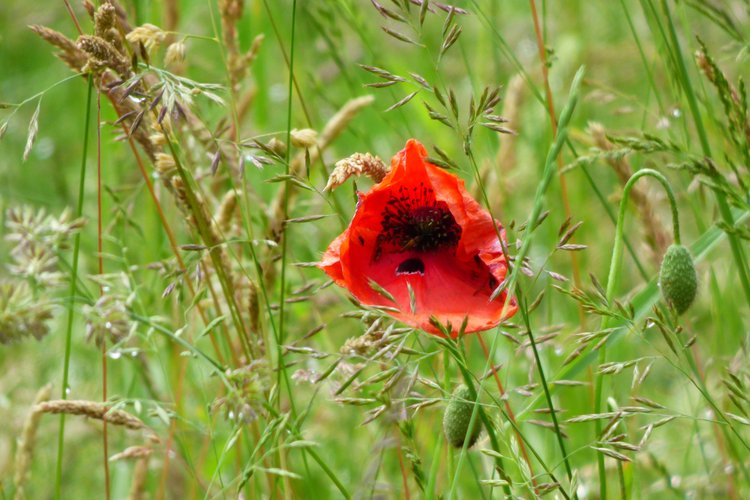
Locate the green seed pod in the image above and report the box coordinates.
[659,244,697,315]
[443,384,482,448]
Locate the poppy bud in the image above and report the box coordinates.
[659,244,697,315]
[443,384,482,448]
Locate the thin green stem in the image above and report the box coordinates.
[518,291,574,483]
[55,75,93,500]
[277,0,297,394]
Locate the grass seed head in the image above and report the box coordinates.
[165,41,186,67]
[125,23,167,53]
[290,128,318,149]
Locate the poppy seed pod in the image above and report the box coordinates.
[443,385,482,448]
[659,244,697,315]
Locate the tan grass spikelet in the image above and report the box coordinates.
[125,24,167,53]
[34,400,146,431]
[110,445,153,462]
[28,25,87,73]
[93,3,123,52]
[480,73,524,211]
[319,95,375,148]
[290,128,318,149]
[218,0,244,89]
[214,190,238,233]
[165,41,186,67]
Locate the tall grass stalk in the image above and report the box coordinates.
[95,88,111,500]
[54,75,93,500]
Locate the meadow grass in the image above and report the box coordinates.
[1,0,750,498]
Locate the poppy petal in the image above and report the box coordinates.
[319,139,518,337]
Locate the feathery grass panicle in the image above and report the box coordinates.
[0,281,53,344]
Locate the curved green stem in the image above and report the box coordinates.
[606,169,680,300]
[594,168,680,499]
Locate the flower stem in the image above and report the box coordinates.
[594,168,680,499]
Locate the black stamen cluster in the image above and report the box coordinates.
[375,184,461,259]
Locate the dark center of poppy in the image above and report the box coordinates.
[396,257,425,275]
[375,185,462,258]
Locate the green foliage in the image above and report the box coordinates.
[2,0,750,498]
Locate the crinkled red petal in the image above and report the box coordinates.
[319,139,518,337]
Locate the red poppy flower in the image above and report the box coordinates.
[319,139,517,336]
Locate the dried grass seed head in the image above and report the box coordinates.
[325,152,389,191]
[290,128,318,149]
[28,25,87,72]
[13,383,52,497]
[34,400,146,430]
[165,41,186,67]
[125,23,167,53]
[77,34,130,76]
